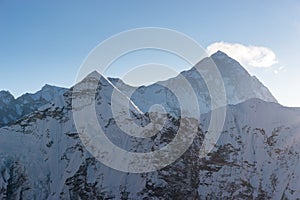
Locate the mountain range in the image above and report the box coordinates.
[0,51,299,199]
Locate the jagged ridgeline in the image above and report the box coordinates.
[1,52,300,199]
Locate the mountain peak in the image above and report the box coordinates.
[211,50,230,59]
[0,90,13,97]
[41,84,58,90]
[182,50,278,106]
[86,70,102,79]
[0,90,15,104]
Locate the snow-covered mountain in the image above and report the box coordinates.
[0,51,299,199]
[0,84,67,127]
[0,51,276,126]
[109,51,277,116]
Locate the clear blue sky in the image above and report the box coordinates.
[0,0,299,106]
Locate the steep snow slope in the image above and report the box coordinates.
[0,70,299,199]
[109,51,277,116]
[0,51,295,199]
[210,51,277,103]
[0,51,276,127]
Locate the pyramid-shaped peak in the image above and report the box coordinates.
[87,70,102,78]
[210,50,230,58]
[87,70,101,76]
[78,70,104,83]
[76,70,113,89]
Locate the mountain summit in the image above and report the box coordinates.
[210,51,277,103]
[0,52,277,127]
[109,51,277,116]
[0,91,14,105]
[0,52,300,199]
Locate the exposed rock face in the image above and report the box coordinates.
[0,93,300,199]
[0,52,298,199]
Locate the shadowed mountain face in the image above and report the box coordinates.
[0,85,67,127]
[0,51,299,199]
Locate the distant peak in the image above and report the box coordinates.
[0,90,15,103]
[0,90,10,94]
[78,70,112,86]
[42,84,54,90]
[0,90,14,97]
[86,70,102,79]
[41,84,66,91]
[211,50,229,58]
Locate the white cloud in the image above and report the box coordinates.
[206,42,278,68]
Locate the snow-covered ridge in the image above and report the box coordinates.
[0,93,299,199]
[0,51,277,127]
[0,84,67,127]
[109,51,277,116]
[0,51,297,199]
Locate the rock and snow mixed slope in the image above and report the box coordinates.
[109,51,277,115]
[0,85,67,127]
[0,51,276,126]
[0,51,299,199]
